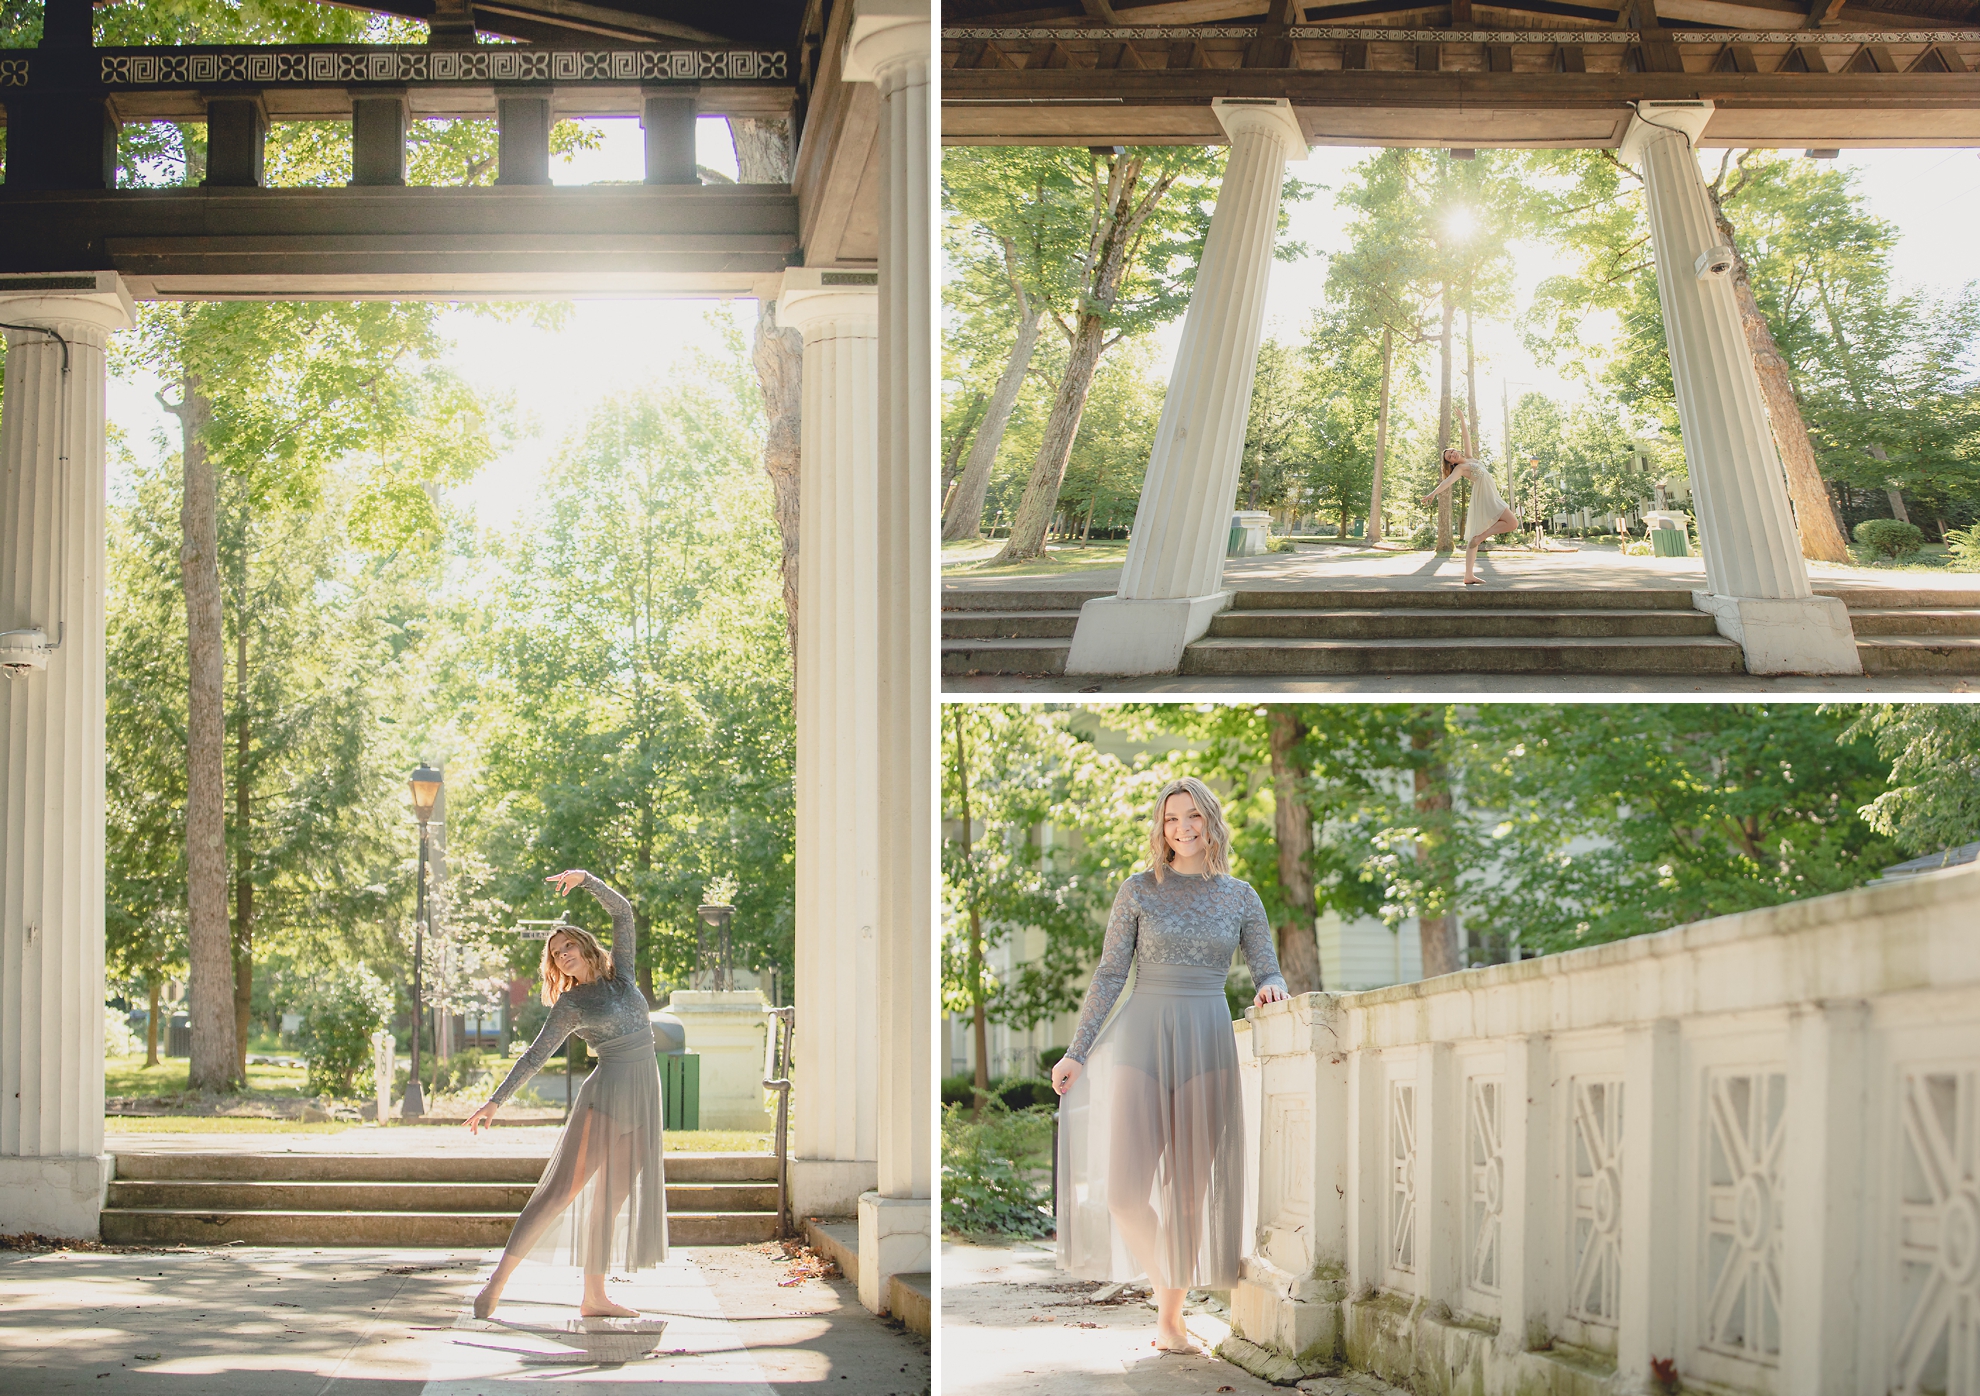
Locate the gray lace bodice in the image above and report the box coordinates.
[1064,870,1286,1064]
[487,873,651,1108]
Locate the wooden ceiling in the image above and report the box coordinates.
[943,0,1979,32]
[332,0,812,49]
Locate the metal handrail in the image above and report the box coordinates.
[762,1005,795,1239]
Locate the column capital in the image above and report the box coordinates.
[1618,100,1714,166]
[843,0,930,84]
[777,268,880,340]
[1212,97,1308,162]
[0,272,134,333]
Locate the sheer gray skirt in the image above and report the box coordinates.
[1056,964,1245,1290]
[503,1025,667,1274]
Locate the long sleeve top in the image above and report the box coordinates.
[486,873,652,1108]
[1063,870,1286,1064]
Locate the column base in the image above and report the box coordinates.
[856,1191,930,1317]
[1227,1252,1345,1378]
[1691,592,1861,676]
[0,1156,112,1239]
[790,1157,878,1220]
[1065,592,1232,676]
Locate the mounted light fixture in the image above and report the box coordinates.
[1695,245,1735,281]
[408,764,443,823]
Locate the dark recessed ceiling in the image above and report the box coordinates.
[344,0,810,48]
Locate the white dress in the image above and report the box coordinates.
[1458,458,1511,542]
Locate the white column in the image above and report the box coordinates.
[777,271,881,1221]
[0,272,134,1239]
[1779,1002,1867,1394]
[1620,104,1859,675]
[846,0,932,1320]
[1495,1034,1552,1357]
[1617,1018,1680,1386]
[1066,97,1305,676]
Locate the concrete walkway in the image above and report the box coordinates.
[1,1131,928,1395]
[942,539,1980,598]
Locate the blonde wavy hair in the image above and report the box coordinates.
[540,926,616,1005]
[1146,776,1233,883]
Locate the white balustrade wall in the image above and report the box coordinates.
[1225,862,1980,1396]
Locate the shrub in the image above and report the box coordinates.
[294,963,394,1097]
[1945,524,1980,572]
[997,1076,1057,1111]
[427,1047,500,1101]
[1855,517,1924,559]
[1038,1045,1068,1073]
[1265,535,1295,554]
[1409,522,1439,551]
[941,1100,1055,1239]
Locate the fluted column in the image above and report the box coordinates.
[0,272,133,1239]
[777,271,882,1223]
[847,0,931,1319]
[1066,98,1305,676]
[1621,104,1859,675]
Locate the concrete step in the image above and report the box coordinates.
[1181,635,1746,676]
[941,610,1081,640]
[941,588,1109,613]
[1857,636,1980,674]
[1821,588,1980,610]
[942,638,1070,676]
[1205,607,1720,641]
[1846,608,1980,637]
[111,1151,775,1184]
[99,1207,777,1247]
[1227,588,1702,612]
[104,1179,778,1213]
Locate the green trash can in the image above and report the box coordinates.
[660,1051,700,1131]
[1651,526,1689,557]
[1227,524,1245,557]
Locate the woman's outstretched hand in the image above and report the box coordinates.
[1051,1057,1083,1096]
[464,1102,497,1135]
[547,869,587,896]
[1253,984,1291,1007]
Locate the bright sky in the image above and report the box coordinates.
[1146,144,1980,456]
[106,117,755,530]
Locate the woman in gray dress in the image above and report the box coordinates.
[1050,777,1289,1353]
[465,869,666,1320]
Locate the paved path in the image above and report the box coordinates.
[941,1238,1276,1396]
[942,540,1980,596]
[1,1241,926,1395]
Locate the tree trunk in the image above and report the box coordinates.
[753,302,803,664]
[1708,189,1852,562]
[1435,291,1455,552]
[726,117,790,185]
[1368,324,1393,544]
[175,375,240,1094]
[944,265,1044,542]
[943,389,986,497]
[1885,484,1911,525]
[638,964,656,1003]
[1267,708,1322,995]
[232,616,253,1082]
[951,709,993,1114]
[994,315,1109,563]
[997,153,1171,563]
[145,978,161,1069]
[1411,718,1460,979]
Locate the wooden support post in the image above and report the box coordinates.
[1342,39,1369,70]
[1559,43,1587,72]
[496,91,552,185]
[1416,42,1442,71]
[426,0,478,49]
[349,91,407,186]
[1487,43,1512,72]
[642,89,699,184]
[204,95,267,187]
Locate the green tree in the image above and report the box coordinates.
[1840,704,1980,854]
[460,329,794,998]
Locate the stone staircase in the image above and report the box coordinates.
[100,1150,781,1247]
[943,584,1980,679]
[1824,588,1980,674]
[940,588,1106,677]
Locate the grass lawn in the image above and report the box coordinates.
[942,538,1129,578]
[1835,543,1975,574]
[106,1054,310,1099]
[104,1115,359,1133]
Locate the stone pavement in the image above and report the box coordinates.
[942,538,1980,597]
[1,1130,928,1395]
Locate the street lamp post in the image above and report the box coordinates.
[402,764,443,1119]
[696,902,734,992]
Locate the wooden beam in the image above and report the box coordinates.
[1079,0,1123,22]
[1559,42,1587,71]
[1803,0,1844,27]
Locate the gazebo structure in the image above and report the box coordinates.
[941,1,1980,678]
[0,0,930,1320]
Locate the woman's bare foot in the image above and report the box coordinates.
[1463,577,1482,585]
[1153,1330,1200,1354]
[473,1285,501,1321]
[580,1299,641,1318]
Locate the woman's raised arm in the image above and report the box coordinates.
[580,874,638,982]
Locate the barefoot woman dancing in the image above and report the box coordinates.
[465,869,665,1320]
[1051,778,1289,1354]
[1424,447,1520,585]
